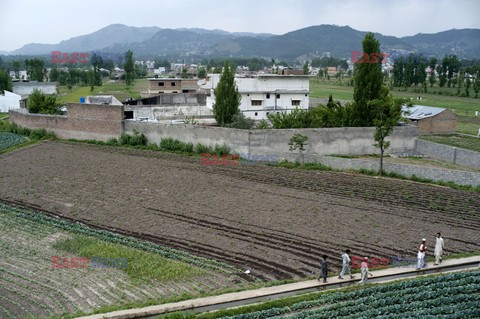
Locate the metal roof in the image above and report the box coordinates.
[402,104,446,120]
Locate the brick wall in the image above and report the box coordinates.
[417,110,456,135]
[9,103,124,141]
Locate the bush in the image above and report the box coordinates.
[0,122,54,140]
[256,119,271,129]
[194,143,211,154]
[28,89,61,114]
[212,144,230,156]
[159,138,193,153]
[119,131,147,146]
[225,113,254,129]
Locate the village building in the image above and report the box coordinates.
[402,104,457,135]
[0,91,22,112]
[201,74,310,120]
[146,78,199,96]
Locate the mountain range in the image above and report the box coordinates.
[6,24,480,59]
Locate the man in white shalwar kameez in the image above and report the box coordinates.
[434,233,445,265]
[416,238,427,269]
[338,249,355,279]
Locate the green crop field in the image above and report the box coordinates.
[0,203,246,318]
[310,79,480,135]
[187,270,480,319]
[0,132,27,151]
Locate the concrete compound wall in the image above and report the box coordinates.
[415,139,480,170]
[316,156,480,186]
[9,103,124,141]
[124,121,418,158]
[12,82,57,96]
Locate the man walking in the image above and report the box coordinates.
[358,257,373,284]
[338,249,355,280]
[318,255,328,283]
[416,238,427,269]
[434,233,445,265]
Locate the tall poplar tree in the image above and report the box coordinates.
[213,61,240,126]
[352,33,383,126]
[124,50,134,86]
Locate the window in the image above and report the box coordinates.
[276,94,280,99]
[158,82,165,86]
[171,82,176,86]
[182,90,189,93]
[124,111,134,119]
[292,100,301,106]
[172,91,178,93]
[266,112,269,115]
[255,112,258,116]
[266,93,270,99]
[251,100,262,106]
[305,94,308,97]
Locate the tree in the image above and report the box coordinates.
[198,67,207,79]
[473,71,480,98]
[0,70,13,93]
[124,50,134,86]
[212,61,240,126]
[13,61,21,79]
[371,86,404,176]
[289,134,308,165]
[465,75,471,97]
[303,62,309,75]
[25,58,45,81]
[27,89,61,114]
[456,69,464,96]
[90,53,103,87]
[352,33,384,126]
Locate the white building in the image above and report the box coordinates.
[201,74,310,120]
[0,91,22,112]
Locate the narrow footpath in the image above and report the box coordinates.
[76,255,480,319]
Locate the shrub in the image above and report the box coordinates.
[256,119,271,129]
[28,89,62,114]
[159,138,193,153]
[119,131,147,146]
[212,144,230,156]
[225,113,254,129]
[106,138,118,145]
[194,143,211,154]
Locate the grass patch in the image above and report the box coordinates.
[53,235,205,282]
[57,78,148,104]
[421,134,480,153]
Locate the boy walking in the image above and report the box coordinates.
[318,255,328,283]
[358,257,373,284]
[338,249,355,280]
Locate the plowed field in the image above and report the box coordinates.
[1,141,479,280]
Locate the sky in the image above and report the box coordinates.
[1,0,479,52]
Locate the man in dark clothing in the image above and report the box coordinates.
[318,255,328,283]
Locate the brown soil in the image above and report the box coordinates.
[1,141,479,280]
